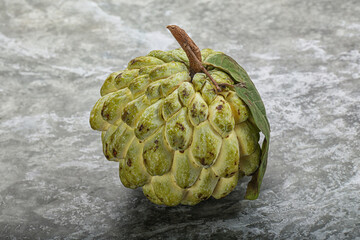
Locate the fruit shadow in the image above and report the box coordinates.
[111,178,255,237]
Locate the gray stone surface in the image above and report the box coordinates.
[1,0,359,239]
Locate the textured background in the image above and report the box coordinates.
[1,0,359,239]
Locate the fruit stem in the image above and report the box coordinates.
[167,25,221,92]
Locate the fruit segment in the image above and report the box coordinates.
[102,125,118,161]
[208,96,235,138]
[119,159,136,189]
[168,49,189,64]
[226,91,249,124]
[101,89,133,124]
[147,50,175,63]
[152,173,185,206]
[200,48,215,61]
[192,73,207,91]
[178,82,195,107]
[142,182,163,205]
[188,93,208,126]
[120,139,150,188]
[127,56,165,69]
[149,62,187,81]
[212,172,239,199]
[172,150,201,188]
[190,121,222,166]
[181,168,219,205]
[211,131,239,178]
[145,81,163,102]
[128,75,152,97]
[114,69,139,89]
[143,126,173,176]
[235,121,260,157]
[121,95,150,128]
[210,70,233,85]
[89,94,112,131]
[108,124,134,160]
[100,71,122,96]
[135,100,164,141]
[240,145,261,176]
[201,81,217,104]
[160,71,190,96]
[165,108,193,151]
[162,90,182,121]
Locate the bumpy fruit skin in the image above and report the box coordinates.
[90,48,261,206]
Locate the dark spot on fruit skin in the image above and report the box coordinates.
[199,157,206,165]
[151,139,159,152]
[101,107,110,120]
[104,144,110,159]
[113,149,117,157]
[216,105,223,110]
[115,73,123,80]
[176,122,185,131]
[179,150,184,153]
[121,110,128,122]
[182,90,189,97]
[139,124,144,131]
[127,159,132,167]
[197,193,207,200]
[225,172,236,178]
[129,59,138,65]
[190,108,197,118]
[201,104,205,107]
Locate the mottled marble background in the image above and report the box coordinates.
[1,0,359,239]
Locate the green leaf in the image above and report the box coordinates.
[204,53,270,200]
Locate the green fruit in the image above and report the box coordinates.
[90,25,270,206]
[90,47,263,206]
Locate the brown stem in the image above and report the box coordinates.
[167,25,221,92]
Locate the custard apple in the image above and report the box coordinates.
[89,26,270,206]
